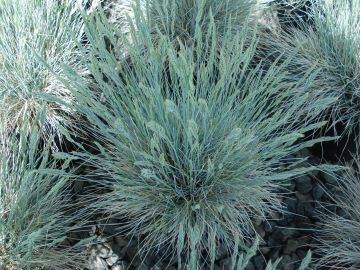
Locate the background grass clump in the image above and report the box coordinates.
[0,0,94,145]
[143,0,273,47]
[53,3,336,268]
[266,0,360,134]
[315,161,360,269]
[0,117,89,270]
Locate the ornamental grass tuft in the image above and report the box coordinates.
[0,0,96,146]
[265,0,360,134]
[56,1,333,268]
[0,116,90,270]
[315,161,360,269]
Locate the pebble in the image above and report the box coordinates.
[216,245,229,260]
[97,244,112,258]
[137,264,150,270]
[304,202,318,220]
[254,255,265,270]
[106,253,120,266]
[322,172,338,185]
[111,265,126,270]
[284,239,300,255]
[114,236,128,247]
[245,261,256,270]
[284,198,297,213]
[279,228,297,241]
[311,183,325,200]
[260,246,271,255]
[295,175,313,194]
[282,255,295,270]
[219,257,232,269]
[264,221,275,233]
[89,256,108,270]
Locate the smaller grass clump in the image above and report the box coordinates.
[0,117,89,269]
[0,0,94,145]
[56,5,335,268]
[315,160,360,269]
[265,0,360,134]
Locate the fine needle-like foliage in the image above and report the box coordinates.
[0,116,89,270]
[57,3,334,269]
[265,0,360,134]
[315,160,360,269]
[0,0,95,146]
[144,0,263,46]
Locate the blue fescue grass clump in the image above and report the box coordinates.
[266,0,360,134]
[315,161,360,268]
[0,0,95,145]
[0,116,90,270]
[51,3,336,268]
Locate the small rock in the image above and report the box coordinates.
[219,257,232,269]
[270,250,280,261]
[269,212,281,220]
[257,228,266,239]
[89,256,108,270]
[110,245,125,260]
[73,180,84,193]
[295,176,313,194]
[216,245,229,260]
[137,264,150,270]
[253,218,262,227]
[245,261,256,270]
[98,244,112,258]
[311,183,324,200]
[90,245,98,257]
[284,198,297,213]
[297,202,305,216]
[151,263,167,270]
[295,192,311,203]
[114,236,128,247]
[111,265,125,270]
[322,172,337,185]
[254,255,265,270]
[131,254,143,267]
[284,239,300,254]
[264,221,275,233]
[279,228,297,241]
[103,219,120,235]
[304,202,318,220]
[260,246,271,255]
[268,230,283,245]
[282,255,295,270]
[266,235,277,248]
[106,253,120,266]
[296,249,307,259]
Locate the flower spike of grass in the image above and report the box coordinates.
[57,4,335,268]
